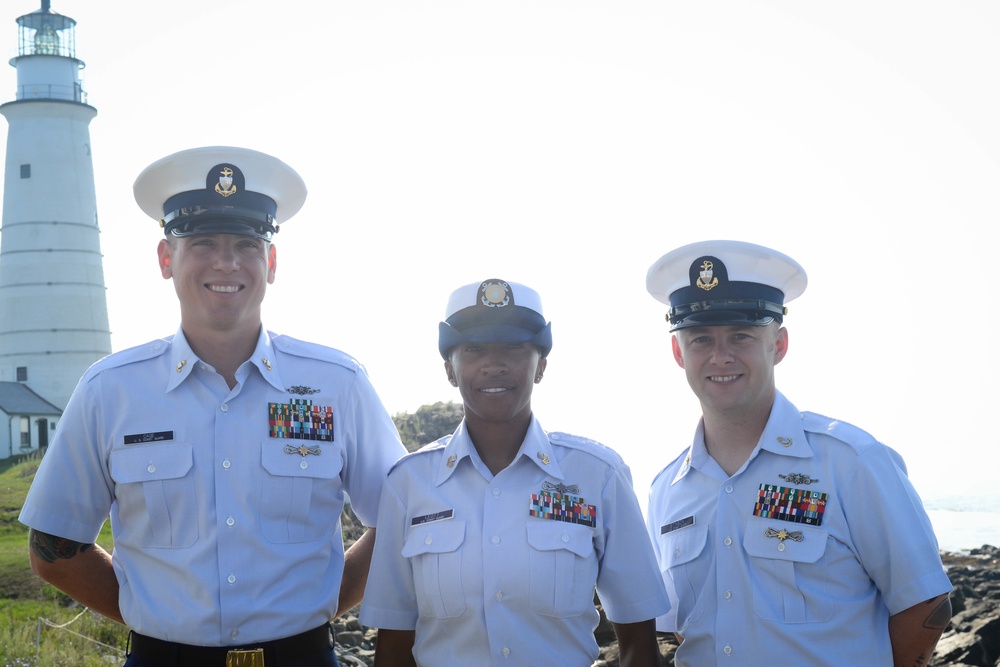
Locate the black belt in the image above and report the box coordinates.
[127,623,334,666]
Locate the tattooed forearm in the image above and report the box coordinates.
[923,595,953,630]
[29,529,93,564]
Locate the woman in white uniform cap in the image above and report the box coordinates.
[360,278,670,667]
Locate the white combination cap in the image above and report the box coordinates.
[646,240,807,331]
[438,279,552,359]
[133,146,307,240]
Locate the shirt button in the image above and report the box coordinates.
[226,517,235,527]
[300,461,308,469]
[147,464,156,474]
[561,533,570,543]
[221,404,228,413]
[724,537,733,546]
[724,645,733,655]
[223,459,232,469]
[501,647,510,657]
[492,488,501,497]
[724,590,732,600]
[674,548,681,557]
[494,591,503,601]
[491,536,501,545]
[227,575,236,584]
[725,485,734,493]
[230,629,239,639]
[424,536,433,545]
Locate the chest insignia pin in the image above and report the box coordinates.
[284,444,321,456]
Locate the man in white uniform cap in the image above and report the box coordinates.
[19,146,406,666]
[644,240,952,667]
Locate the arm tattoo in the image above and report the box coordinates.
[29,529,93,564]
[923,595,953,630]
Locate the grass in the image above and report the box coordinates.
[0,458,125,666]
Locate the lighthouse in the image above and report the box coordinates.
[0,1,111,415]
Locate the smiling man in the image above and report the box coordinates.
[19,146,406,666]
[644,240,953,667]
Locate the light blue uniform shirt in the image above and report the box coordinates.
[646,390,952,666]
[20,327,405,646]
[361,416,669,667]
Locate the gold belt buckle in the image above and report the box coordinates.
[226,648,264,667]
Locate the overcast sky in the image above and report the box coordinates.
[1,1,997,499]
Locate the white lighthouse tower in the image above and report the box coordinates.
[0,1,111,412]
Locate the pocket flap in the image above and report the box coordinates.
[261,441,342,479]
[526,521,594,558]
[743,516,828,563]
[402,520,466,557]
[111,443,193,483]
[658,520,708,568]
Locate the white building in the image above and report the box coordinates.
[0,0,111,449]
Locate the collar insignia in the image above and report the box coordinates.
[537,452,550,465]
[446,454,457,468]
[777,436,793,447]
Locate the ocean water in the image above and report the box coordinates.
[923,494,1000,553]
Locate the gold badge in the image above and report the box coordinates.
[480,281,511,308]
[696,260,718,291]
[537,452,550,465]
[285,444,321,457]
[446,454,457,468]
[175,359,187,372]
[776,436,793,447]
[215,166,238,198]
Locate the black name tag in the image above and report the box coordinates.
[411,509,454,526]
[661,515,695,535]
[124,431,173,445]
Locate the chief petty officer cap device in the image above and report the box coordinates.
[646,240,807,332]
[133,146,307,241]
[438,279,553,359]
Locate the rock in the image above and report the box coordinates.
[335,546,999,666]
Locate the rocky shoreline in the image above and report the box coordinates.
[335,510,1000,667]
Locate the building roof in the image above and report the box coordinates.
[0,382,62,416]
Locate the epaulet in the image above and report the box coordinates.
[650,447,690,487]
[388,436,450,474]
[801,411,880,451]
[270,334,363,374]
[80,338,172,383]
[547,431,625,467]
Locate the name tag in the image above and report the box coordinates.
[661,515,695,535]
[124,431,173,445]
[411,509,454,526]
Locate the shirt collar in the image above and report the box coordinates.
[434,415,562,485]
[672,390,812,485]
[165,327,283,393]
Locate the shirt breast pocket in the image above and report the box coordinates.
[260,441,343,544]
[526,521,597,618]
[110,443,197,548]
[743,515,832,623]
[657,521,709,628]
[401,521,467,619]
